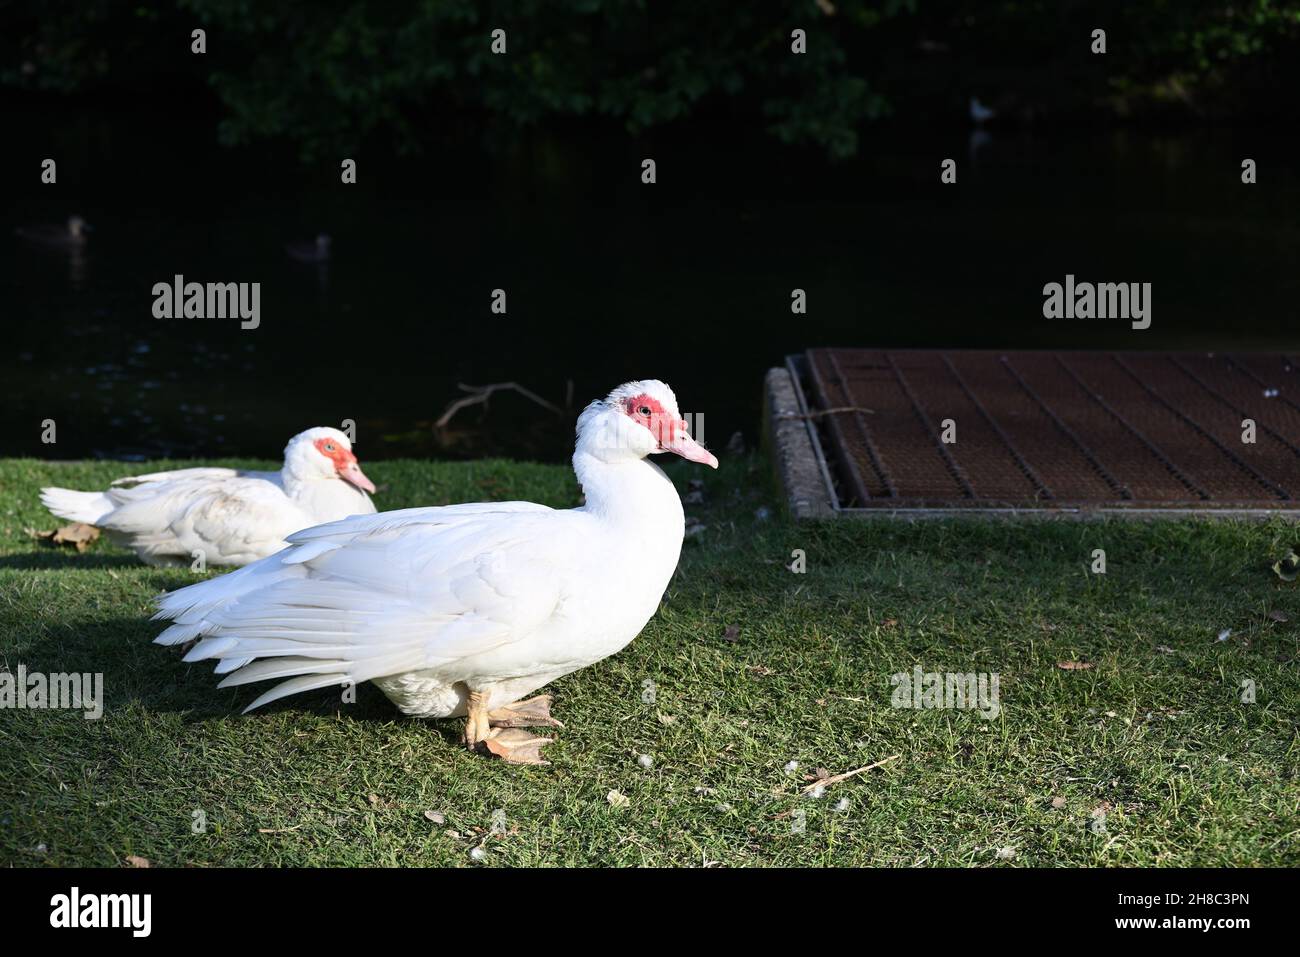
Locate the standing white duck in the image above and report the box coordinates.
[152,380,718,764]
[41,427,376,567]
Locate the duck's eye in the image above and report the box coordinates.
[324,443,336,452]
[637,406,652,417]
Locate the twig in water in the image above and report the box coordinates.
[435,382,565,430]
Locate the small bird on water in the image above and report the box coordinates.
[16,215,91,248]
[286,234,331,263]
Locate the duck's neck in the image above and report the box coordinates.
[282,470,370,521]
[573,451,685,531]
[280,468,330,508]
[280,466,308,500]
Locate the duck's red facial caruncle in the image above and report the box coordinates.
[623,394,718,468]
[313,437,377,492]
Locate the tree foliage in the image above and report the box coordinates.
[3,1,1297,161]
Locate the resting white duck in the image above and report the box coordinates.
[41,427,376,567]
[151,380,718,764]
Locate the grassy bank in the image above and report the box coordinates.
[0,455,1296,866]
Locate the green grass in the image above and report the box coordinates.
[0,454,1297,867]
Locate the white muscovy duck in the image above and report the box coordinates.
[41,427,376,567]
[151,380,718,764]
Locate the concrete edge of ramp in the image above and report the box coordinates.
[764,366,836,520]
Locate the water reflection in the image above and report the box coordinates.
[6,117,1300,462]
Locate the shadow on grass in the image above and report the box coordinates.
[247,686,468,747]
[142,572,211,594]
[162,675,467,752]
[0,551,143,571]
[5,612,457,735]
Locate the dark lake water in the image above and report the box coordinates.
[4,103,1298,463]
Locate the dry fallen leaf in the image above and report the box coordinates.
[1267,609,1289,623]
[1050,796,1067,809]
[1271,549,1300,582]
[31,523,100,552]
[881,618,898,629]
[424,810,445,825]
[125,855,151,868]
[1056,661,1094,671]
[606,789,629,808]
[657,712,676,725]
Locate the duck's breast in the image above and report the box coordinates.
[294,480,376,523]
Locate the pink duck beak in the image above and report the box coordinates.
[657,418,719,469]
[338,454,377,493]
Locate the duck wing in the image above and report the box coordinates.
[105,473,307,566]
[152,502,575,709]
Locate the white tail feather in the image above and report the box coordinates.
[183,637,240,662]
[217,657,350,688]
[40,487,113,525]
[154,621,213,646]
[243,675,352,713]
